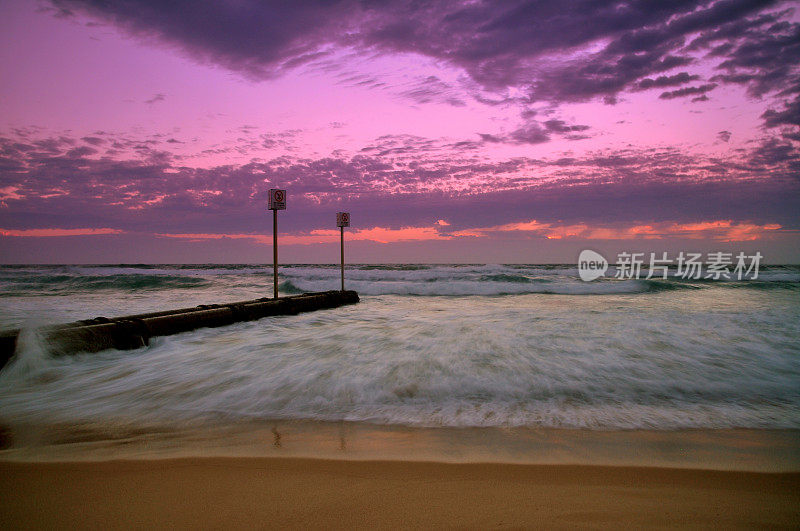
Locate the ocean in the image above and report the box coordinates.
[0,264,798,466]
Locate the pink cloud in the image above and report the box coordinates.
[456,219,786,242]
[599,221,785,242]
[1,220,783,244]
[0,187,23,200]
[155,219,786,248]
[0,228,123,237]
[157,225,449,246]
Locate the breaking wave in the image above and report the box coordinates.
[0,264,796,300]
[0,263,798,433]
[0,273,211,296]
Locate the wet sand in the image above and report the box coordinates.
[1,457,798,530]
[3,422,799,472]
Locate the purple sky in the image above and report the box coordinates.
[1,0,799,263]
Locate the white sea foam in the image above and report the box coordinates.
[1,275,798,431]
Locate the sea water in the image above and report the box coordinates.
[0,264,798,465]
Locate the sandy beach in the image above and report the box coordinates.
[1,457,798,530]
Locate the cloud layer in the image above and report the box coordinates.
[51,1,800,130]
[1,128,797,239]
[1,1,797,261]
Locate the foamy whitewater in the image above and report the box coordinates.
[0,264,798,433]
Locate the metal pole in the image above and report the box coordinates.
[273,208,278,299]
[340,225,345,291]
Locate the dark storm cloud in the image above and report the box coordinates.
[81,136,105,146]
[479,124,551,145]
[543,120,590,134]
[705,10,800,98]
[52,0,358,79]
[747,137,800,169]
[659,83,718,99]
[65,145,98,158]
[477,117,592,145]
[762,98,800,129]
[634,72,701,91]
[508,123,551,145]
[50,0,799,110]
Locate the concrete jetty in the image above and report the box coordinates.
[0,290,359,370]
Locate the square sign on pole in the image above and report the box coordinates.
[269,189,286,210]
[337,212,349,291]
[268,189,286,299]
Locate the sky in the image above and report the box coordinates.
[0,0,798,264]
